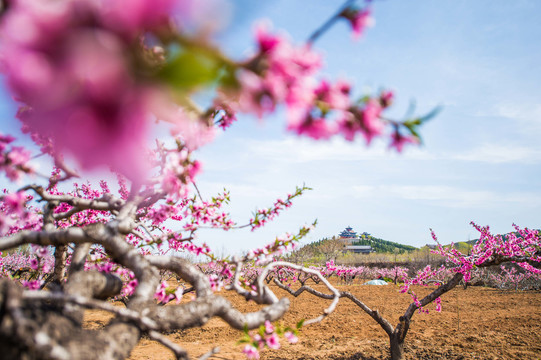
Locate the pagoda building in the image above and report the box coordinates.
[339,226,358,243]
[339,226,357,238]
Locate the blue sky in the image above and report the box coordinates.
[194,0,541,254]
[1,0,540,255]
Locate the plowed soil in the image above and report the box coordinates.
[84,281,541,359]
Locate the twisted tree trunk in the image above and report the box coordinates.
[389,333,405,360]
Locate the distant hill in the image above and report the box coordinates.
[305,235,417,254]
[444,241,473,254]
[351,234,417,254]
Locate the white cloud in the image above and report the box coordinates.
[352,184,541,208]
[475,103,541,134]
[386,185,494,207]
[197,180,285,199]
[451,143,541,164]
[491,103,541,121]
[242,137,435,163]
[351,185,376,198]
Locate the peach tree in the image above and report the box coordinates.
[274,223,541,360]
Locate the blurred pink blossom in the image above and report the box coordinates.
[389,131,419,153]
[265,333,281,350]
[264,320,274,334]
[3,191,27,216]
[284,331,298,344]
[0,0,178,180]
[341,7,374,40]
[242,344,260,359]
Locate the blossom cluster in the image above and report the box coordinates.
[431,223,541,280]
[229,23,419,150]
[185,196,235,231]
[249,186,309,231]
[167,235,212,258]
[0,133,33,182]
[0,245,54,290]
[157,149,202,202]
[239,320,299,359]
[154,280,184,304]
[397,265,446,314]
[0,190,41,236]
[489,265,538,291]
[340,6,374,40]
[395,223,541,313]
[0,0,184,179]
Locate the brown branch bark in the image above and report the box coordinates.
[152,296,290,331]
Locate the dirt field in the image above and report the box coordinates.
[83,281,541,359]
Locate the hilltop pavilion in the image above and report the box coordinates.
[338,226,374,254]
[338,226,358,239]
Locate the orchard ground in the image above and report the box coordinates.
[83,280,541,359]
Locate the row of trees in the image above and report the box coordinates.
[286,236,446,266]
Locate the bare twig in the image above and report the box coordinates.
[147,330,188,360]
[307,0,356,45]
[198,347,220,360]
[260,261,340,325]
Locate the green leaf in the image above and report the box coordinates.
[296,319,305,329]
[159,49,221,90]
[356,95,371,104]
[403,118,422,127]
[408,127,421,141]
[217,64,239,89]
[403,106,442,132]
[236,339,250,345]
[419,106,442,123]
